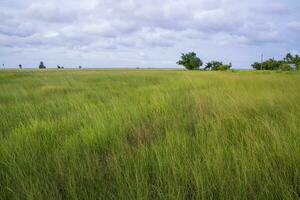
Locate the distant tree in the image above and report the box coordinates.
[284,53,294,63]
[205,61,231,71]
[204,62,212,70]
[39,61,46,69]
[264,59,281,70]
[210,61,223,71]
[279,64,292,71]
[218,64,232,71]
[19,64,22,69]
[79,65,82,69]
[251,62,262,70]
[61,66,64,69]
[289,54,300,70]
[57,65,61,69]
[177,52,203,70]
[252,59,281,70]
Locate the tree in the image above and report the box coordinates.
[218,64,231,71]
[263,59,281,70]
[57,65,61,69]
[251,59,281,70]
[284,53,294,63]
[19,64,22,69]
[208,61,222,70]
[79,65,82,69]
[177,52,203,70]
[39,61,46,69]
[284,53,300,70]
[205,61,231,71]
[251,62,261,70]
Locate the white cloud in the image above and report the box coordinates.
[0,0,299,68]
[288,21,300,31]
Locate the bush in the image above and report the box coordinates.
[218,65,231,71]
[205,61,232,71]
[279,64,292,71]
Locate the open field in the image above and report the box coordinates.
[0,69,299,199]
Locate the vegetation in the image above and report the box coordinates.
[252,53,300,70]
[0,70,299,199]
[39,61,46,69]
[205,61,232,71]
[279,64,293,71]
[177,52,203,70]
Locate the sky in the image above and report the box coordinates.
[0,0,300,69]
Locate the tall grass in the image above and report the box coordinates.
[0,69,299,199]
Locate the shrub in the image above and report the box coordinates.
[218,65,231,71]
[205,61,232,71]
[279,64,292,71]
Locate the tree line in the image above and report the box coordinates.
[177,52,232,71]
[177,52,300,71]
[37,62,82,69]
[4,53,300,70]
[251,53,300,71]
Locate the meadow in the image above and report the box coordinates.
[0,69,299,199]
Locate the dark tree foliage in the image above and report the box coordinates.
[252,59,282,70]
[252,53,300,70]
[205,61,232,71]
[177,52,203,70]
[284,53,300,69]
[205,61,222,70]
[39,61,46,69]
[79,65,82,69]
[57,65,61,69]
[284,53,294,63]
[19,64,22,69]
[251,62,262,70]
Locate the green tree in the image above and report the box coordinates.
[205,61,231,71]
[177,52,203,70]
[218,64,231,71]
[39,61,46,69]
[284,53,294,63]
[251,59,281,70]
[251,62,262,70]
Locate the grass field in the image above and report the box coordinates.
[0,69,299,199]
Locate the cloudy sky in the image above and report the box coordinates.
[0,0,300,69]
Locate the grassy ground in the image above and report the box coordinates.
[0,69,299,199]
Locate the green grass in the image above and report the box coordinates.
[0,69,299,199]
